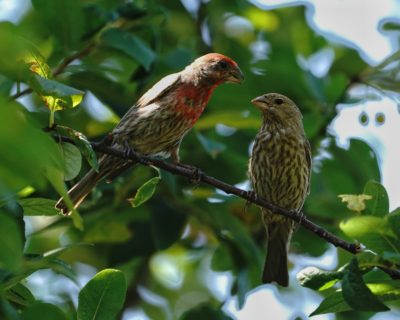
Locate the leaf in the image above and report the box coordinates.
[21,302,66,320]
[310,291,351,316]
[30,75,85,112]
[339,215,400,253]
[338,194,373,213]
[84,220,132,243]
[78,269,127,320]
[31,0,84,50]
[19,198,59,216]
[180,304,234,320]
[211,245,234,271]
[363,180,389,216]
[56,125,99,171]
[101,29,155,70]
[0,211,23,272]
[129,176,161,208]
[20,45,51,79]
[388,207,400,239]
[342,257,389,311]
[61,143,82,181]
[196,111,260,130]
[297,266,344,291]
[5,283,36,307]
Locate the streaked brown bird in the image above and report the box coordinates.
[248,93,311,286]
[56,53,244,214]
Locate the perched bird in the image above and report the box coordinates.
[248,93,311,286]
[56,53,244,214]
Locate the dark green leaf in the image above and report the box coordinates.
[342,257,389,312]
[363,180,389,216]
[180,304,234,320]
[56,126,99,171]
[19,198,59,216]
[297,266,344,291]
[211,245,234,271]
[21,302,66,320]
[61,143,82,181]
[0,212,23,272]
[101,29,155,70]
[78,269,127,320]
[196,112,260,130]
[84,220,132,243]
[6,283,35,307]
[310,291,351,316]
[129,176,161,208]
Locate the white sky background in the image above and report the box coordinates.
[2,0,400,319]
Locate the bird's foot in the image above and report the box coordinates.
[122,141,137,160]
[244,190,258,212]
[98,133,115,147]
[294,210,305,225]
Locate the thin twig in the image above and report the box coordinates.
[11,42,97,100]
[56,135,360,255]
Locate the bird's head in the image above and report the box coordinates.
[251,93,303,124]
[190,53,244,85]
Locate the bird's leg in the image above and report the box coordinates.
[122,140,136,160]
[244,190,258,212]
[169,144,202,185]
[98,132,115,147]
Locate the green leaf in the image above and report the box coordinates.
[20,45,51,79]
[310,291,351,316]
[56,126,99,171]
[363,180,389,216]
[84,220,132,243]
[196,132,226,158]
[78,269,127,320]
[21,302,66,320]
[339,215,400,253]
[342,257,389,312]
[61,143,82,181]
[388,207,400,239]
[297,266,344,291]
[30,75,85,112]
[0,211,23,272]
[19,198,59,216]
[180,304,234,320]
[31,0,84,50]
[101,29,155,70]
[211,245,234,271]
[129,176,161,208]
[6,283,35,307]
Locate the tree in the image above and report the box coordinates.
[1,0,399,319]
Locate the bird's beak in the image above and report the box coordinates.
[226,66,244,84]
[251,96,267,110]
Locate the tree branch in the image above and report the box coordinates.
[57,135,360,255]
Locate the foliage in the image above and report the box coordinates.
[0,0,399,319]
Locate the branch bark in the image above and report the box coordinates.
[57,135,360,255]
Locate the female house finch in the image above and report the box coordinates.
[248,93,311,286]
[56,53,244,214]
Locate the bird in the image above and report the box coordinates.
[56,53,244,214]
[248,93,311,286]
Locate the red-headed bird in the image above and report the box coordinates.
[56,53,244,214]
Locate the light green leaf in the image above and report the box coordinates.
[19,198,58,216]
[338,194,372,213]
[20,45,51,79]
[129,176,161,208]
[342,257,389,311]
[0,212,23,272]
[30,75,85,112]
[61,143,82,181]
[297,266,344,291]
[84,220,132,243]
[363,180,389,216]
[388,207,400,239]
[56,125,99,171]
[101,29,155,70]
[78,269,127,320]
[196,112,260,130]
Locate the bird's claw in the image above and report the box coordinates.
[122,141,136,160]
[244,190,258,212]
[178,163,203,186]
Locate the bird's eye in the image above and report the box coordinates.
[217,60,229,70]
[274,98,284,105]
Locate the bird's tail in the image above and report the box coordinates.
[262,222,292,286]
[55,155,126,215]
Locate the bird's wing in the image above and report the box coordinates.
[304,138,312,194]
[137,72,181,107]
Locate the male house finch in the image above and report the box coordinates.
[56,53,244,214]
[248,93,311,286]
